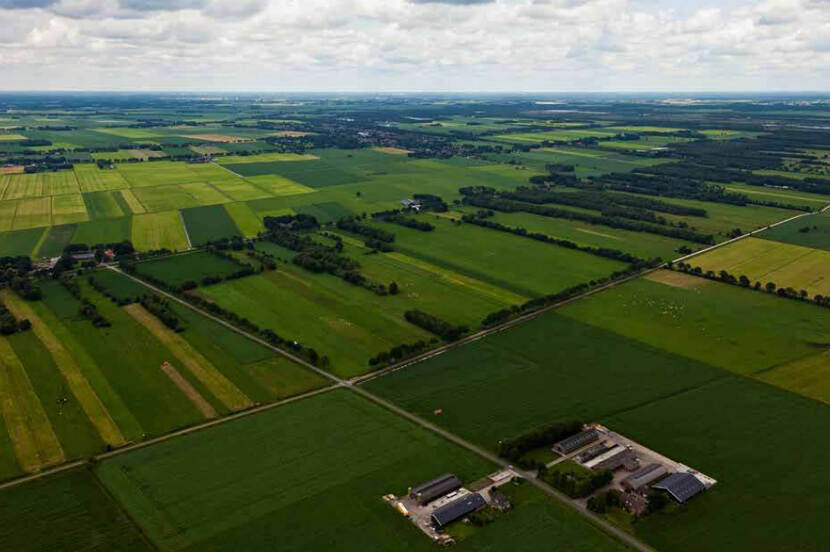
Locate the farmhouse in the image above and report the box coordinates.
[553,429,599,455]
[652,472,706,503]
[410,474,462,505]
[431,493,486,529]
[621,463,667,492]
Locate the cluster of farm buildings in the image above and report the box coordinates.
[384,469,515,545]
[552,424,716,515]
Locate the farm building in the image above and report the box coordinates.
[652,472,706,503]
[410,474,462,505]
[621,464,668,492]
[553,429,599,455]
[431,493,486,529]
[576,441,614,463]
[582,445,638,472]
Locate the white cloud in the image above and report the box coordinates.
[0,0,827,91]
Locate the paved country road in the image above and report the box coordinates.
[6,203,826,551]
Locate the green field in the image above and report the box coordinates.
[690,237,830,296]
[200,267,433,378]
[366,271,830,552]
[133,250,247,287]
[0,227,45,257]
[0,274,325,480]
[72,217,132,247]
[131,211,190,251]
[96,389,629,552]
[36,224,77,257]
[180,204,242,245]
[224,159,360,188]
[562,270,830,397]
[364,311,722,448]
[0,470,152,551]
[758,211,830,251]
[372,217,628,298]
[481,209,694,260]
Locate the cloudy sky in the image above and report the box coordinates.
[0,0,828,92]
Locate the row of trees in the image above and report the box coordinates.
[540,465,613,499]
[670,262,829,306]
[0,301,30,336]
[462,215,659,268]
[404,310,468,341]
[497,420,582,463]
[460,190,715,244]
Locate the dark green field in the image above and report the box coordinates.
[0,470,152,551]
[36,224,77,257]
[224,160,361,188]
[181,204,242,245]
[95,389,629,552]
[133,250,247,287]
[364,312,722,448]
[0,227,44,257]
[758,211,830,251]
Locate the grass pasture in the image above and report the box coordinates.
[225,159,360,188]
[691,237,830,296]
[96,389,627,552]
[72,217,132,247]
[373,217,627,298]
[74,165,130,192]
[51,194,88,225]
[0,228,44,257]
[180,204,242,245]
[365,311,723,449]
[224,202,264,237]
[0,469,153,551]
[758,211,830,251]
[12,197,51,230]
[133,250,246,287]
[82,191,125,220]
[131,211,190,251]
[36,224,77,257]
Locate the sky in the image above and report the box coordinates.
[0,0,828,92]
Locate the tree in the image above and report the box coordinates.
[389,281,399,295]
[739,275,750,287]
[765,282,776,293]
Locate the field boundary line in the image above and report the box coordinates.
[105,265,655,552]
[178,210,193,249]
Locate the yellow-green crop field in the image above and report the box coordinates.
[690,237,830,296]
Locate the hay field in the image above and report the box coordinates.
[691,237,830,296]
[131,211,190,251]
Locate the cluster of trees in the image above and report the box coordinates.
[263,213,319,232]
[60,276,111,327]
[380,214,435,232]
[595,171,750,206]
[182,293,326,367]
[412,193,449,212]
[336,218,395,243]
[497,420,583,463]
[641,160,830,198]
[0,301,30,336]
[463,214,660,268]
[511,186,707,218]
[540,465,613,499]
[404,310,468,341]
[460,189,715,244]
[587,489,622,514]
[364,238,394,252]
[88,275,137,306]
[3,274,41,302]
[139,294,183,332]
[266,228,390,295]
[367,338,438,368]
